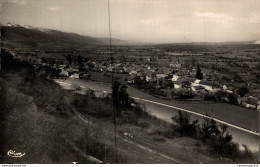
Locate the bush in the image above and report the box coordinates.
[201,117,220,142]
[175,89,195,99]
[236,86,249,97]
[204,92,215,100]
[215,90,228,102]
[172,111,199,137]
[136,120,150,128]
[228,93,238,105]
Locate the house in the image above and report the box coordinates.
[222,85,228,90]
[146,76,152,82]
[192,85,205,93]
[137,72,146,80]
[156,74,167,79]
[170,63,182,68]
[192,80,220,93]
[127,75,136,84]
[129,70,138,75]
[70,73,79,79]
[257,101,260,111]
[171,75,179,82]
[174,80,182,89]
[245,104,256,109]
[194,79,201,84]
[59,70,69,77]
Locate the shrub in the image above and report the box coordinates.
[136,120,150,128]
[171,111,199,137]
[228,93,238,105]
[204,92,215,100]
[236,86,249,97]
[201,117,220,143]
[175,88,195,99]
[214,90,228,102]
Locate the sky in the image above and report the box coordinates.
[0,0,260,43]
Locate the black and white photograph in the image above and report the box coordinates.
[0,0,259,164]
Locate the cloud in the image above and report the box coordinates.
[4,0,32,5]
[46,6,62,11]
[139,18,160,26]
[194,12,233,24]
[249,11,260,23]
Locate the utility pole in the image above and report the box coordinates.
[108,0,118,163]
[0,24,1,71]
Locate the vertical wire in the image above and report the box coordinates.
[107,0,118,163]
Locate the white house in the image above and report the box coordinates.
[59,70,69,77]
[171,75,179,82]
[70,73,79,79]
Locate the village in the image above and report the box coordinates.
[3,44,260,111]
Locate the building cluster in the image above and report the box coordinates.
[4,47,260,110]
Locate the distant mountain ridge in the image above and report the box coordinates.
[1,23,137,46]
[1,23,259,46]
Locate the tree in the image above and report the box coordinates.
[41,57,47,63]
[112,80,130,115]
[191,57,197,67]
[233,72,243,83]
[256,62,260,70]
[256,74,260,83]
[25,67,36,85]
[196,64,203,80]
[172,111,199,137]
[66,54,72,65]
[228,93,238,105]
[109,56,115,62]
[112,80,121,116]
[201,117,220,143]
[237,86,249,97]
[171,90,175,100]
[86,62,95,70]
[118,84,129,108]
[120,54,126,63]
[77,55,83,66]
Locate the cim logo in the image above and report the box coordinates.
[7,150,25,158]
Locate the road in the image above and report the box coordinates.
[54,78,259,151]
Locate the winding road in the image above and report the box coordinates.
[54,78,259,151]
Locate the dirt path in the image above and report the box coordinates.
[72,108,184,163]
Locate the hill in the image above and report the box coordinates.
[1,25,102,46]
[1,24,143,49]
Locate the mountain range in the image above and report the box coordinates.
[1,23,259,47]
